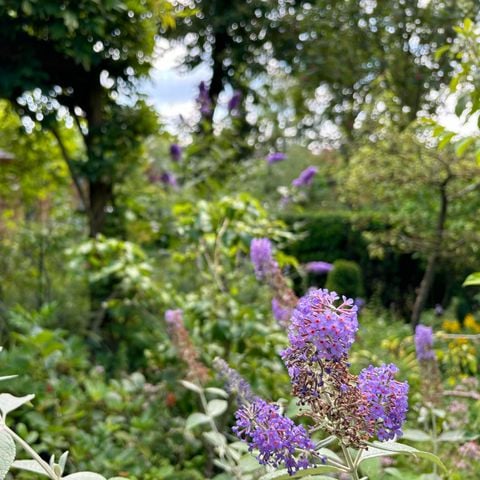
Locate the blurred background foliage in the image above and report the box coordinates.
[0,0,480,479]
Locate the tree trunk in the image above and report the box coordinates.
[411,182,449,328]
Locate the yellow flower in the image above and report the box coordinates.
[442,319,461,333]
[464,314,480,333]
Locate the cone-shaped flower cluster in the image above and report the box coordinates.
[233,398,315,475]
[414,324,442,405]
[414,324,435,361]
[358,364,409,441]
[250,238,298,328]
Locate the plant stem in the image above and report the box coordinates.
[341,443,360,480]
[431,408,438,476]
[5,425,58,479]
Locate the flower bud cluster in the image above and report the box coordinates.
[165,309,209,384]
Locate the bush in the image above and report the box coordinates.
[325,259,364,299]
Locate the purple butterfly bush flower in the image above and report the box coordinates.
[228,90,242,113]
[267,152,287,164]
[233,398,315,474]
[213,357,256,405]
[197,81,212,117]
[169,143,182,162]
[292,166,318,187]
[358,364,409,441]
[250,238,278,281]
[283,289,358,362]
[160,171,178,188]
[415,324,435,361]
[305,261,333,274]
[272,298,292,327]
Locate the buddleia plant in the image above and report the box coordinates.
[0,347,125,480]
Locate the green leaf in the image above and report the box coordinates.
[62,473,107,480]
[360,441,446,471]
[463,272,480,287]
[437,430,465,442]
[0,376,17,383]
[11,460,48,476]
[455,137,475,157]
[259,465,342,480]
[0,393,35,417]
[203,431,226,447]
[179,380,202,394]
[185,412,211,430]
[205,387,229,399]
[434,45,450,61]
[402,429,431,442]
[207,399,228,418]
[0,429,16,480]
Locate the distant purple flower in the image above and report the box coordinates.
[266,152,287,164]
[228,90,242,113]
[233,398,314,474]
[165,309,182,327]
[213,357,256,405]
[358,364,409,441]
[354,297,366,312]
[434,304,444,317]
[197,81,212,117]
[415,325,435,361]
[160,171,178,188]
[305,261,333,274]
[250,238,278,281]
[272,298,291,327]
[283,289,358,363]
[292,166,318,187]
[170,143,182,162]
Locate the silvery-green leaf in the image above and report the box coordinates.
[62,473,107,480]
[317,448,344,464]
[179,380,202,393]
[402,429,431,442]
[0,393,35,417]
[0,429,16,480]
[213,459,232,472]
[0,376,17,383]
[186,412,211,430]
[12,460,48,476]
[207,399,228,418]
[437,430,465,442]
[360,441,446,471]
[238,454,262,473]
[59,451,69,473]
[260,464,342,480]
[203,431,226,447]
[205,387,229,399]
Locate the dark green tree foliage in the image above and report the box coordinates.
[275,0,479,140]
[325,259,364,299]
[0,0,164,236]
[171,0,277,109]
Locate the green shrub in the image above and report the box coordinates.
[325,259,364,299]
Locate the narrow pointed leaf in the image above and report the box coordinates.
[12,460,49,476]
[360,441,446,471]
